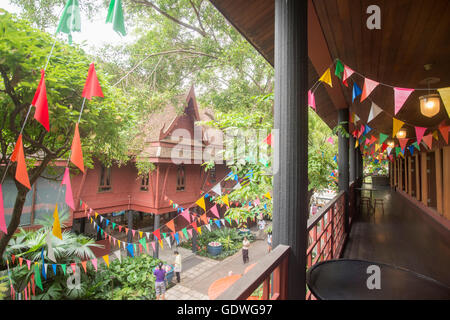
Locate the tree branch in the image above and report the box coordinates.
[130,0,208,37]
[189,0,207,35]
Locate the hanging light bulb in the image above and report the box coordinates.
[396,129,407,139]
[419,94,440,118]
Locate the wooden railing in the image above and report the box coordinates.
[306,190,346,299]
[216,245,290,300]
[217,191,348,300]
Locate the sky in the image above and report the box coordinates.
[0,1,135,54]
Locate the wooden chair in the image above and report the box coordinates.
[373,198,384,215]
[360,197,371,214]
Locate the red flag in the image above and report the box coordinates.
[82,63,104,100]
[32,69,49,131]
[422,134,433,149]
[70,123,84,172]
[11,135,31,189]
[153,228,161,241]
[263,133,272,146]
[438,123,449,144]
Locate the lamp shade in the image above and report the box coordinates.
[419,94,440,118]
[396,129,407,139]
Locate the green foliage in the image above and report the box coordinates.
[86,254,163,300]
[0,275,8,300]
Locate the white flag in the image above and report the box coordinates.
[205,224,211,232]
[367,102,382,123]
[233,182,241,190]
[165,237,172,248]
[114,250,121,263]
[211,182,222,195]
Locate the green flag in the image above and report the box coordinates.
[413,141,421,151]
[335,59,344,79]
[61,264,67,275]
[182,228,189,239]
[34,264,43,291]
[106,0,127,36]
[139,238,147,251]
[56,0,81,44]
[379,133,388,145]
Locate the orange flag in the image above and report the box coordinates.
[166,220,176,233]
[70,123,84,172]
[11,135,31,189]
[200,213,208,225]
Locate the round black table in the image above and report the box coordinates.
[306,259,450,300]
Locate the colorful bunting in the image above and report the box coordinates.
[394,87,414,115]
[352,83,362,103]
[392,118,405,137]
[379,133,388,145]
[422,134,433,149]
[70,123,84,172]
[195,197,206,212]
[398,138,409,152]
[103,255,110,267]
[319,68,332,87]
[308,90,316,110]
[106,0,127,36]
[211,182,222,196]
[222,194,229,207]
[82,63,104,100]
[342,65,354,87]
[166,220,175,233]
[335,59,344,79]
[210,205,220,218]
[10,135,31,189]
[415,127,427,145]
[263,133,272,146]
[437,87,450,117]
[61,167,75,210]
[52,205,63,240]
[56,0,81,44]
[367,102,383,123]
[438,123,449,144]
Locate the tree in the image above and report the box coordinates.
[0,11,132,258]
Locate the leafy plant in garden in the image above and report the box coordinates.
[0,276,8,300]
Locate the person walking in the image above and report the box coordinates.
[174,251,182,283]
[242,236,250,264]
[267,231,272,253]
[154,262,166,300]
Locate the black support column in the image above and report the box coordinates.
[127,210,134,257]
[272,0,308,300]
[338,108,350,233]
[349,135,356,183]
[153,214,160,258]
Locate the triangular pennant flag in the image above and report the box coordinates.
[408,145,415,156]
[81,261,87,273]
[187,229,193,238]
[180,209,191,223]
[52,205,63,240]
[264,192,271,200]
[342,65,354,87]
[153,228,161,241]
[367,102,383,122]
[159,240,163,249]
[437,87,450,117]
[215,220,221,228]
[352,83,362,103]
[182,227,189,239]
[70,263,77,274]
[211,182,223,196]
[398,138,409,151]
[394,87,414,115]
[308,90,316,110]
[0,184,6,234]
[61,167,75,210]
[91,258,98,271]
[423,134,433,149]
[70,123,84,172]
[166,220,175,233]
[364,125,372,136]
[197,227,202,235]
[40,248,47,280]
[174,232,179,244]
[379,133,388,145]
[46,233,56,263]
[132,229,136,237]
[164,236,171,248]
[205,224,211,232]
[319,68,332,87]
[210,205,220,218]
[126,243,134,257]
[82,63,104,100]
[195,197,206,212]
[11,135,31,189]
[360,78,379,102]
[222,194,229,207]
[368,136,377,145]
[61,264,67,275]
[233,182,241,190]
[415,127,427,144]
[31,69,49,131]
[438,124,449,144]
[106,0,127,36]
[335,59,344,79]
[26,260,31,270]
[432,130,439,141]
[114,251,121,263]
[103,255,110,267]
[200,214,208,225]
[392,118,405,137]
[56,0,81,44]
[34,264,43,291]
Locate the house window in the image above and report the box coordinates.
[177,165,185,191]
[141,174,149,191]
[99,165,112,192]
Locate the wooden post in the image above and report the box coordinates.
[435,148,443,215]
[153,214,160,258]
[393,158,397,187]
[421,152,428,207]
[127,210,134,256]
[272,0,308,300]
[338,109,349,233]
[349,135,356,183]
[442,147,450,220]
[407,156,412,196]
[415,153,420,201]
[398,158,403,191]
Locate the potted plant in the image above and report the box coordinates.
[207,241,223,256]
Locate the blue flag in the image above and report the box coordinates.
[52,264,57,275]
[364,125,372,135]
[174,232,180,244]
[127,244,134,257]
[352,83,362,103]
[41,248,47,280]
[409,145,414,156]
[215,220,221,228]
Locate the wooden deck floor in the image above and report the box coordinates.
[343,186,450,286]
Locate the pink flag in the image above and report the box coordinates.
[398,138,409,151]
[415,127,427,145]
[342,65,354,87]
[360,78,379,102]
[394,88,414,115]
[151,241,156,252]
[180,209,191,223]
[26,260,31,270]
[132,229,136,237]
[61,168,75,210]
[210,205,220,218]
[308,90,316,110]
[422,134,433,149]
[0,184,7,234]
[187,229,193,238]
[327,137,334,144]
[91,258,98,271]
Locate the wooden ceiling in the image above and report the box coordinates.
[210,0,450,137]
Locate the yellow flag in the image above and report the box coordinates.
[392,118,404,137]
[437,87,450,117]
[319,68,332,87]
[52,205,63,240]
[159,240,163,249]
[264,192,271,200]
[222,194,229,207]
[95,212,98,219]
[103,255,109,267]
[195,197,206,212]
[355,139,359,148]
[139,231,143,238]
[118,240,121,248]
[197,227,202,235]
[432,130,439,140]
[375,143,381,152]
